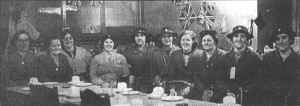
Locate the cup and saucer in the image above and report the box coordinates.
[114,82,133,93]
[68,76,92,87]
[147,87,166,99]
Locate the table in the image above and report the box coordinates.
[6,85,240,106]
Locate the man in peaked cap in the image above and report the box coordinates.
[262,27,299,106]
[216,25,262,105]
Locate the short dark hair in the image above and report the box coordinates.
[199,30,218,45]
[99,34,118,49]
[132,27,149,43]
[11,30,31,47]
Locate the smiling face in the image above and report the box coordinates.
[201,34,216,51]
[16,33,30,52]
[134,33,146,46]
[63,33,74,48]
[103,38,114,52]
[232,32,248,50]
[180,34,193,51]
[275,33,291,52]
[49,39,62,55]
[161,35,173,47]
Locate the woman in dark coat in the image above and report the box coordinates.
[262,27,300,106]
[167,30,203,98]
[35,37,72,82]
[217,26,262,105]
[152,27,180,86]
[190,30,226,102]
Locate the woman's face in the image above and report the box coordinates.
[134,34,146,46]
[16,33,30,52]
[202,35,216,51]
[103,38,114,52]
[232,33,248,49]
[275,33,291,51]
[161,35,173,46]
[49,39,62,55]
[63,33,74,48]
[180,34,193,51]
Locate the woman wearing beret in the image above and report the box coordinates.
[216,25,262,105]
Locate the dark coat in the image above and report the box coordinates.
[2,51,36,86]
[217,48,262,93]
[35,53,72,82]
[262,49,300,96]
[188,48,226,101]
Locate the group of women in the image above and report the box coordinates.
[2,25,300,106]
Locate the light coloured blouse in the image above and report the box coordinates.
[90,50,130,84]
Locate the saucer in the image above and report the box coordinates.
[114,88,133,92]
[42,82,59,85]
[147,93,167,99]
[120,91,139,95]
[21,87,30,91]
[68,81,85,84]
[161,96,184,102]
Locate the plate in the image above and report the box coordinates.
[147,94,167,99]
[120,91,139,95]
[73,83,92,87]
[21,87,30,91]
[161,96,184,102]
[68,81,85,84]
[114,88,133,92]
[42,82,59,85]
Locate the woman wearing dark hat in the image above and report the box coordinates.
[122,27,156,93]
[152,27,180,86]
[216,25,262,105]
[189,30,227,102]
[262,27,300,106]
[89,34,130,87]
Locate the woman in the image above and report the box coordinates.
[122,27,155,93]
[193,30,226,102]
[152,27,179,86]
[2,31,36,86]
[90,35,130,87]
[35,37,73,82]
[61,29,92,81]
[167,30,203,98]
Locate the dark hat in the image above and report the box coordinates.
[134,27,148,37]
[227,25,253,40]
[270,27,295,44]
[161,27,177,37]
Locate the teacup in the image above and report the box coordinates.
[71,76,81,83]
[29,77,40,85]
[151,87,164,97]
[117,82,127,90]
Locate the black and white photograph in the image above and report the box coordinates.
[0,0,299,106]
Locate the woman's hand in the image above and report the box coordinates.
[181,86,191,96]
[129,75,135,88]
[202,89,214,101]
